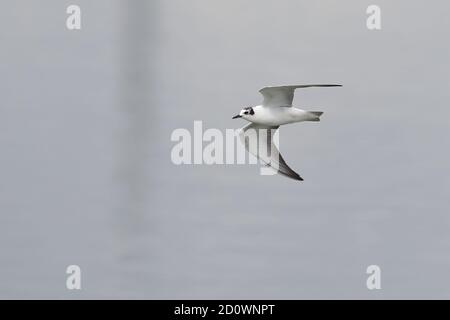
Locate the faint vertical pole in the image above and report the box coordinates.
[113,0,161,296]
[117,0,158,223]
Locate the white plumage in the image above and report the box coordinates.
[233,84,341,180]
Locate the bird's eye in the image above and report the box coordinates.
[244,111,248,115]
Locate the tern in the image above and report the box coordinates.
[232,84,341,181]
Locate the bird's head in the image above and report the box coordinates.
[232,106,255,120]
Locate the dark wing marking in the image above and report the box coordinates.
[239,123,303,181]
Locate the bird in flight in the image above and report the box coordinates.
[232,84,341,181]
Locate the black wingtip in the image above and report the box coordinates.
[291,171,304,181]
[290,176,303,181]
[277,170,304,181]
[290,173,303,181]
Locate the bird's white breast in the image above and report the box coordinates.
[248,106,308,126]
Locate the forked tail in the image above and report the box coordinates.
[307,111,323,121]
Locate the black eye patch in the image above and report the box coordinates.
[244,107,254,115]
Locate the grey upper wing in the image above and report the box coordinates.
[259,84,342,108]
[238,123,303,181]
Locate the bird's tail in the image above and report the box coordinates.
[307,111,323,121]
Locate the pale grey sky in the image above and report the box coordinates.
[1,0,450,299]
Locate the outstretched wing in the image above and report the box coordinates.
[259,84,341,108]
[238,123,303,181]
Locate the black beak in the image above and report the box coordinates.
[232,115,242,119]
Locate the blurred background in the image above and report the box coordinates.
[1,0,450,299]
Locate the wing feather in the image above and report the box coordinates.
[259,84,341,107]
[238,123,303,181]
